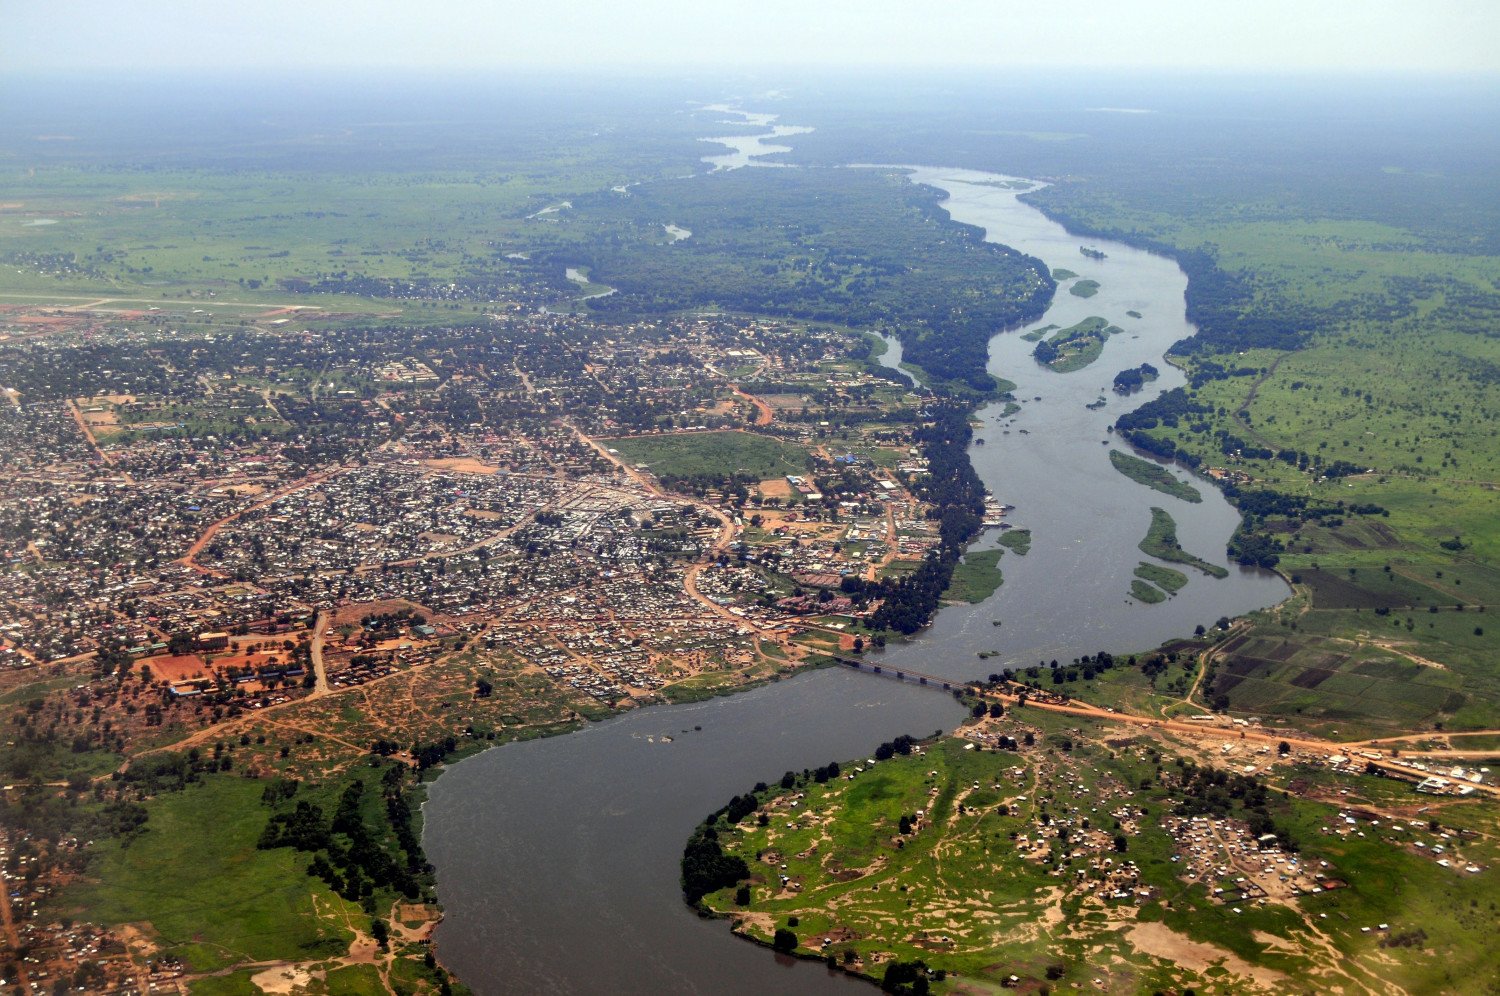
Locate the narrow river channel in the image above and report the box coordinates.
[423,150,1290,995]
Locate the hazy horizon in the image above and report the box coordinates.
[7,0,1499,76]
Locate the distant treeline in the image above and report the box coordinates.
[534,169,1055,393]
[1017,199,1320,355]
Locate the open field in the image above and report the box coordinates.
[605,430,811,481]
[62,777,355,973]
[1203,605,1500,736]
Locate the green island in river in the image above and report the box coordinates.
[1135,560,1190,594]
[943,549,1005,603]
[1139,507,1230,578]
[1031,316,1120,373]
[997,528,1031,555]
[1109,449,1203,502]
[1130,578,1167,602]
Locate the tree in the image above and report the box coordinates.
[1113,834,1129,853]
[1277,741,1291,756]
[681,828,749,904]
[773,927,798,953]
[881,960,932,995]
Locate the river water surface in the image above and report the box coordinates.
[699,104,815,170]
[424,157,1289,994]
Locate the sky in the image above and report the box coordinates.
[6,0,1498,76]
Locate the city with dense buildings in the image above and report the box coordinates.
[0,285,994,991]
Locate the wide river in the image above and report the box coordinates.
[423,160,1290,994]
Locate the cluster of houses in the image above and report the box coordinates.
[0,828,146,994]
[1318,808,1485,876]
[1165,814,1330,902]
[202,463,568,578]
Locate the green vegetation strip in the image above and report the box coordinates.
[1140,507,1228,578]
[997,528,1031,555]
[944,548,1004,603]
[1109,449,1202,503]
[1130,579,1167,603]
[1135,561,1189,593]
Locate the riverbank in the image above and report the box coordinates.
[687,685,1500,994]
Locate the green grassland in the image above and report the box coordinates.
[1051,268,1078,280]
[943,548,1004,603]
[1140,507,1229,578]
[0,97,726,314]
[605,430,810,480]
[1200,623,1478,737]
[0,168,568,311]
[694,717,1500,993]
[1068,278,1100,297]
[1109,449,1202,502]
[61,777,354,972]
[1201,599,1500,736]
